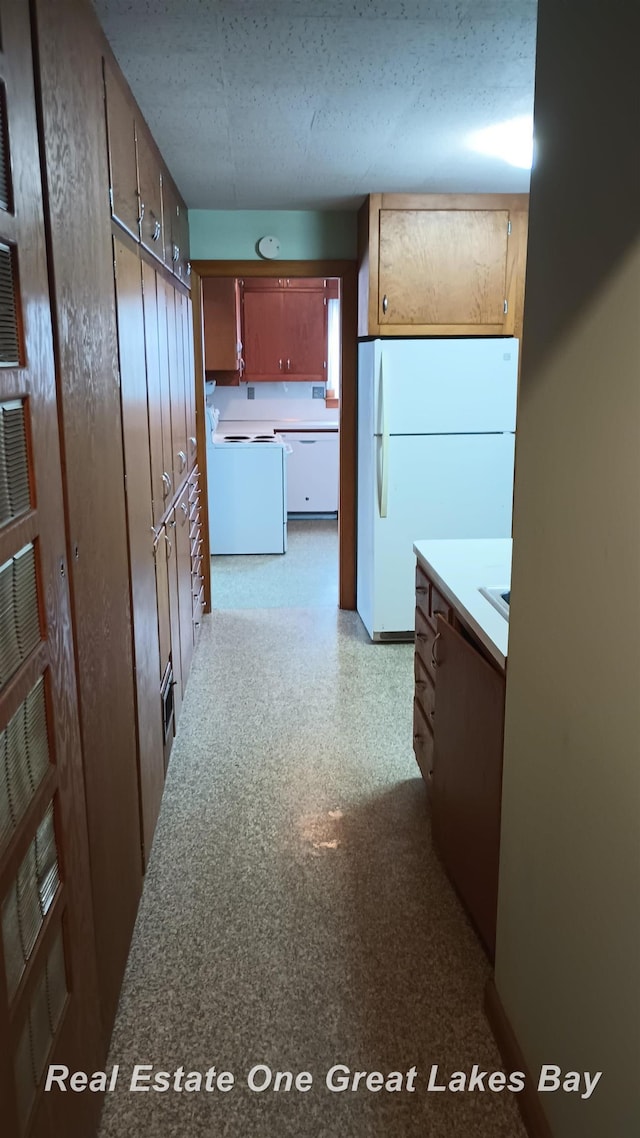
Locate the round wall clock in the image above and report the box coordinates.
[257,235,281,259]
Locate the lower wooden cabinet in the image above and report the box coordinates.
[413,561,505,959]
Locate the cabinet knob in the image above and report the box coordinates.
[279,358,283,371]
[286,358,291,371]
[139,200,145,224]
[382,294,388,315]
[178,450,187,472]
[162,471,172,494]
[189,435,197,451]
[152,219,161,241]
[164,532,173,557]
[431,631,441,669]
[172,243,180,262]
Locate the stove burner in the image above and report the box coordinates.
[251,436,276,442]
[223,435,250,441]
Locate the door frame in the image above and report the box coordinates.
[190,258,358,610]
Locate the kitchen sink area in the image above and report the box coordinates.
[479,586,511,621]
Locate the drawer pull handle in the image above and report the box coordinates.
[416,585,428,595]
[382,294,388,315]
[162,471,172,493]
[431,632,441,669]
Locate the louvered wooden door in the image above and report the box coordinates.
[0,3,102,1136]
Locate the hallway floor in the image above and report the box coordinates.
[98,521,526,1137]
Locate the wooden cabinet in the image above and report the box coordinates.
[413,560,505,959]
[113,237,165,867]
[202,277,242,377]
[175,483,194,691]
[164,280,189,493]
[137,126,164,259]
[103,57,139,239]
[103,60,189,285]
[162,176,190,284]
[189,467,204,642]
[358,193,528,338]
[241,278,328,382]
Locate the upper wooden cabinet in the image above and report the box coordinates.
[103,56,189,284]
[358,193,528,338]
[137,127,164,258]
[202,278,242,376]
[241,278,328,383]
[103,58,139,239]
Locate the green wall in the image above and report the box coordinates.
[188,209,358,261]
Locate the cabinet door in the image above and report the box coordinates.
[242,288,285,380]
[165,508,182,726]
[113,237,164,867]
[181,292,197,468]
[141,260,165,526]
[103,58,139,239]
[155,272,176,506]
[137,127,163,258]
[280,288,326,380]
[165,282,188,491]
[378,208,510,329]
[203,277,242,371]
[175,484,194,692]
[154,527,171,682]
[432,617,506,958]
[0,11,104,1131]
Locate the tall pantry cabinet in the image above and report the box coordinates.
[0,2,204,1135]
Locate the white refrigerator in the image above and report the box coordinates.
[357,338,518,640]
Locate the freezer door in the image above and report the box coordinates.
[373,338,518,435]
[368,432,515,635]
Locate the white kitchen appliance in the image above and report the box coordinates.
[357,338,518,640]
[208,430,288,554]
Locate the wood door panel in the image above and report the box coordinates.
[141,259,165,526]
[32,0,142,1042]
[203,277,241,371]
[280,288,326,379]
[165,508,182,727]
[242,289,284,379]
[137,126,163,258]
[154,527,171,681]
[155,271,175,507]
[103,56,139,239]
[166,283,188,491]
[0,2,103,1135]
[175,485,194,695]
[378,209,509,326]
[432,616,506,958]
[114,237,164,868]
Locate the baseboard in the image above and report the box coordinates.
[485,977,555,1138]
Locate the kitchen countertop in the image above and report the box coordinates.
[216,418,339,434]
[413,538,512,669]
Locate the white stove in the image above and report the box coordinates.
[207,430,288,555]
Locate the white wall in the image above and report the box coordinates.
[210,381,338,425]
[496,2,640,1136]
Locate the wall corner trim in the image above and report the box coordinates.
[484,978,555,1138]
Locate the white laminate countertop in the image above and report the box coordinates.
[217,418,339,434]
[413,538,512,669]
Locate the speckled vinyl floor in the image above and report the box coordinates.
[97,522,526,1138]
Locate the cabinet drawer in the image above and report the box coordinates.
[414,652,436,727]
[413,697,434,785]
[431,584,453,625]
[415,563,431,623]
[415,606,440,682]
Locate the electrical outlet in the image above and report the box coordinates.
[312,386,324,399]
[247,387,255,400]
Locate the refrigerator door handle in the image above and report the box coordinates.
[378,355,389,518]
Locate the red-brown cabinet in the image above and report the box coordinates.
[241,278,328,383]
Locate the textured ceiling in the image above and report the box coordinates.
[93,0,538,210]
